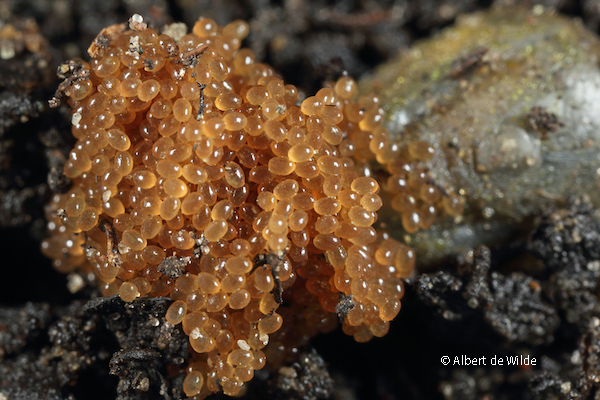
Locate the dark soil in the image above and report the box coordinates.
[2,1,600,399]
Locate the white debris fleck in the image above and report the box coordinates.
[71,112,82,125]
[259,331,269,346]
[588,260,600,271]
[174,67,186,80]
[129,14,147,31]
[560,381,571,393]
[162,22,187,43]
[0,42,15,60]
[86,246,97,260]
[127,35,140,56]
[118,242,130,255]
[532,4,545,16]
[190,327,201,340]
[102,190,112,203]
[237,339,250,351]
[67,273,85,293]
[278,366,297,379]
[276,104,287,115]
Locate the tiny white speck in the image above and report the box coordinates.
[588,260,600,271]
[237,339,250,351]
[175,68,185,79]
[259,332,269,346]
[278,366,297,379]
[86,247,97,259]
[71,112,82,125]
[127,36,141,57]
[67,273,85,293]
[1,44,16,60]
[162,22,187,43]
[129,14,147,31]
[118,242,130,255]
[102,190,112,203]
[190,327,201,339]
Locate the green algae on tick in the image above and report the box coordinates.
[361,7,600,264]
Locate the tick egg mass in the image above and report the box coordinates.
[41,14,461,397]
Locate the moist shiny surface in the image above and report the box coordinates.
[41,16,460,398]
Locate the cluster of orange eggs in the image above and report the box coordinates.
[42,15,460,398]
